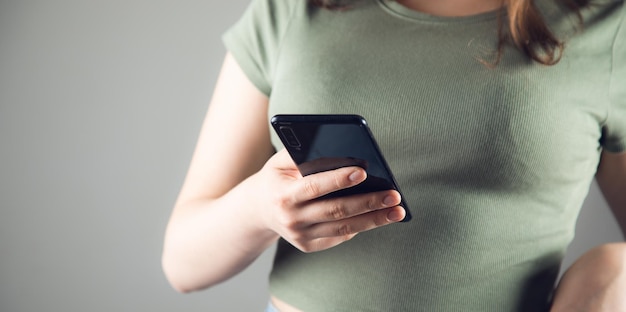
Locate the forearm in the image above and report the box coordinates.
[551,243,626,312]
[162,173,279,293]
[552,152,626,310]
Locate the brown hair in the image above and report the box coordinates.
[311,0,590,66]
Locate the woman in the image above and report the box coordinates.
[162,0,626,310]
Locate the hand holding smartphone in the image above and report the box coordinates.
[271,114,411,222]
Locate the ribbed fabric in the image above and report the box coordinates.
[222,0,626,311]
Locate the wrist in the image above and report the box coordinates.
[222,172,280,244]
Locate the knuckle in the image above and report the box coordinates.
[302,180,322,198]
[332,171,345,189]
[277,213,303,231]
[271,194,304,229]
[272,206,301,230]
[364,195,380,211]
[326,202,347,220]
[336,223,355,237]
[271,193,292,211]
[373,210,392,227]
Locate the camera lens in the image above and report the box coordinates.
[279,126,301,148]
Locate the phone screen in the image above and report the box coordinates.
[271,114,411,222]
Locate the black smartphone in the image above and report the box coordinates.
[271,114,411,222]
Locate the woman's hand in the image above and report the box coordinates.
[163,52,404,292]
[252,149,406,253]
[551,243,626,312]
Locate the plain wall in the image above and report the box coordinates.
[0,1,622,311]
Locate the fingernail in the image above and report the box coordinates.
[387,208,405,222]
[349,169,365,182]
[383,195,398,206]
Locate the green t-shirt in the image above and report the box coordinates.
[223,0,626,311]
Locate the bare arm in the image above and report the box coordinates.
[161,53,278,293]
[551,151,626,312]
[161,53,406,293]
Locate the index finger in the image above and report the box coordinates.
[298,157,368,176]
[292,166,367,203]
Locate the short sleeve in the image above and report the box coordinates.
[603,2,626,153]
[222,0,297,96]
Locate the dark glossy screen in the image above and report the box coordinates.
[271,115,411,222]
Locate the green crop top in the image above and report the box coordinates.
[223,0,626,310]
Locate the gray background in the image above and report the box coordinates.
[0,1,622,311]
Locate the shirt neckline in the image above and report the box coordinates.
[376,0,502,24]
